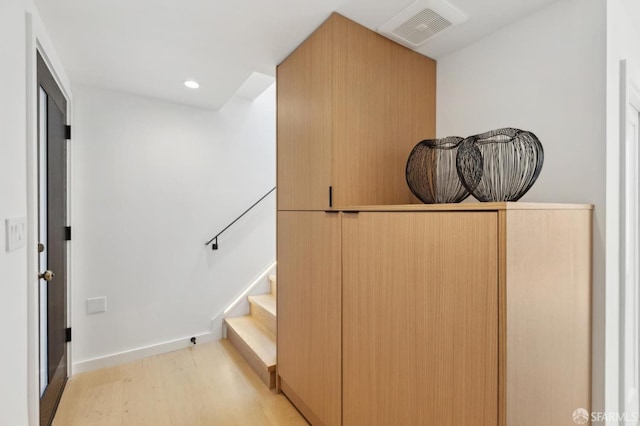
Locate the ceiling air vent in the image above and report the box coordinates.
[378,0,467,49]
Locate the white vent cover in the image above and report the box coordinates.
[378,0,467,49]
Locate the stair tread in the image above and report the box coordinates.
[248,293,276,316]
[225,316,276,371]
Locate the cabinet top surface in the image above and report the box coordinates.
[324,202,594,212]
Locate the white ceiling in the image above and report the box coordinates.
[34,0,560,110]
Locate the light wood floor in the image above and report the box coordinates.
[54,340,308,426]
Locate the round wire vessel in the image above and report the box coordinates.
[406,137,470,204]
[456,128,544,202]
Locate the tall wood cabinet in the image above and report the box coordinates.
[277,13,436,210]
[277,12,438,425]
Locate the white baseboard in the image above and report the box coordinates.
[72,331,216,375]
[73,261,277,375]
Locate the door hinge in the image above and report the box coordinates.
[65,327,72,343]
[65,226,71,241]
[329,186,333,208]
[65,125,71,140]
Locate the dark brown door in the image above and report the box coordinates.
[37,52,68,426]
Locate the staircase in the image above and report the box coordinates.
[225,275,277,389]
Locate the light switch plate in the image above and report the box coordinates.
[5,217,27,252]
[87,297,107,314]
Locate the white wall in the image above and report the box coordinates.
[1,0,72,424]
[0,0,29,424]
[605,0,640,420]
[71,84,276,370]
[437,0,607,416]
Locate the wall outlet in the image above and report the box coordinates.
[87,297,107,314]
[5,217,27,252]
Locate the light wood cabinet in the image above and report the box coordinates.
[340,204,591,426]
[277,13,436,210]
[277,211,342,426]
[277,204,592,426]
[276,12,437,424]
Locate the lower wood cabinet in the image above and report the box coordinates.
[277,204,592,426]
[277,211,342,426]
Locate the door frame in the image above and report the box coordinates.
[619,58,640,419]
[25,11,74,426]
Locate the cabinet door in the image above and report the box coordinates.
[277,13,437,211]
[277,18,333,211]
[342,212,498,425]
[331,15,436,207]
[277,211,341,425]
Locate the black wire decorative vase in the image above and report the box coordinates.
[455,128,544,202]
[406,137,470,204]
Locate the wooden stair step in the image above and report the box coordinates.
[225,316,276,388]
[249,293,277,336]
[249,294,276,316]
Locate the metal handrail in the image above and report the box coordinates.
[205,187,276,250]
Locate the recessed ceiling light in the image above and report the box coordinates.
[184,80,200,89]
